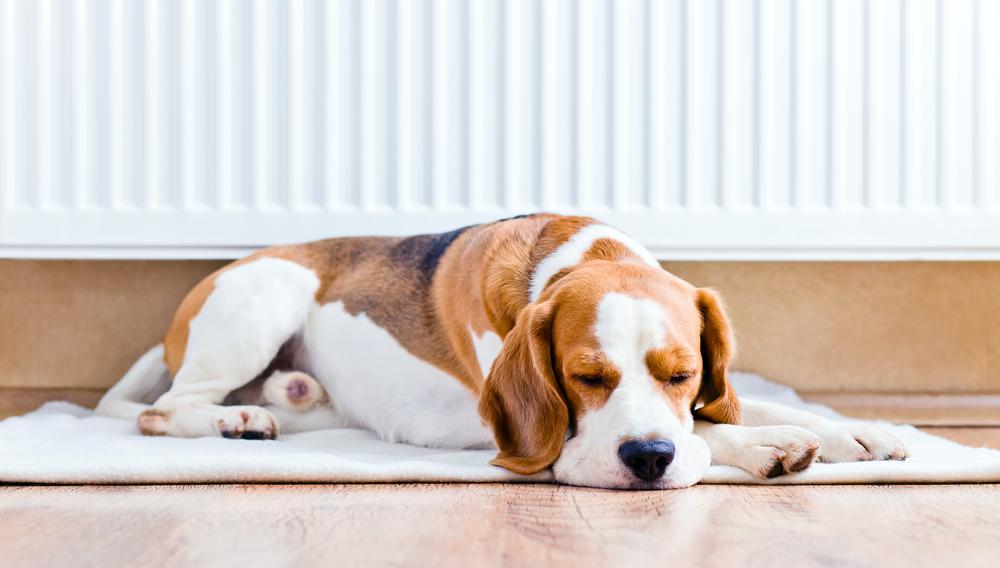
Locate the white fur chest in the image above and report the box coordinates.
[470,328,503,377]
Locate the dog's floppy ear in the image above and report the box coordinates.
[478,301,568,475]
[693,288,742,425]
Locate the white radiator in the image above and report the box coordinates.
[1,0,998,259]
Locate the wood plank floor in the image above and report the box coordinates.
[2,427,998,568]
[923,426,1000,448]
[2,483,998,568]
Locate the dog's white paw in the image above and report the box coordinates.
[262,370,326,411]
[137,408,171,436]
[816,422,909,463]
[214,405,279,440]
[719,425,822,478]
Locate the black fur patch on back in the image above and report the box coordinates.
[494,212,538,223]
[391,224,475,283]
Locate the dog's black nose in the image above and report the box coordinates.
[618,440,675,482]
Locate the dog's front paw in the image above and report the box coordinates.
[215,406,279,440]
[816,422,909,463]
[720,425,822,478]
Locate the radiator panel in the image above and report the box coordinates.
[1,0,998,259]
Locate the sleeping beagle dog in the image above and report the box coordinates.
[97,213,907,489]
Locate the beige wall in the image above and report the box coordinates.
[668,262,999,393]
[0,260,224,391]
[1,260,998,401]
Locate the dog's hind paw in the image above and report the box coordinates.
[262,370,327,412]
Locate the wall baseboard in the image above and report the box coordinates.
[0,388,103,420]
[802,393,1000,426]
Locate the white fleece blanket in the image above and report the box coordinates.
[2,373,999,485]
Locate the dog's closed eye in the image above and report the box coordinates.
[575,375,606,388]
[668,373,694,385]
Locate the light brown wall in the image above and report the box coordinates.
[1,260,998,402]
[0,260,225,392]
[668,262,999,394]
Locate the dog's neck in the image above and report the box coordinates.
[468,216,657,339]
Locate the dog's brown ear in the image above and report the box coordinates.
[478,301,568,475]
[693,288,742,425]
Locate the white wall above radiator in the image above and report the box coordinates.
[1,0,998,260]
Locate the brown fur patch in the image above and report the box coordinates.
[693,288,742,425]
[162,270,221,375]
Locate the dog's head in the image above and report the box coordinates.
[478,262,740,489]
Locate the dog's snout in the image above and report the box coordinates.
[618,439,675,482]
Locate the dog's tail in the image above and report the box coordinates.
[95,344,172,421]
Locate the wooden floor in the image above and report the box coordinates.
[2,483,998,567]
[2,427,998,568]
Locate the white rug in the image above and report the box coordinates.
[2,373,999,485]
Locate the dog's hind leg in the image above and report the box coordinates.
[266,404,352,434]
[261,370,328,411]
[225,369,328,412]
[139,257,321,440]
